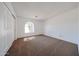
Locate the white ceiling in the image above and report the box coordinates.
[12,2,78,20]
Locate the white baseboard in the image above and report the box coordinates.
[1,40,14,56]
[78,45,79,54]
[44,34,79,54]
[17,33,43,39]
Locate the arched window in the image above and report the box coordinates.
[25,22,34,33]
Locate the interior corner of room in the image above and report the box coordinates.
[0,2,79,56]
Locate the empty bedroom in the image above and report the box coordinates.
[0,2,79,56]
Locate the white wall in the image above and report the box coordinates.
[16,7,79,52]
[44,8,78,49]
[16,17,44,38]
[0,2,78,56]
[0,3,15,56]
[78,5,79,50]
[4,2,17,40]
